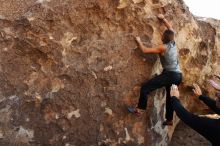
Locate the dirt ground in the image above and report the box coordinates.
[169,121,211,146]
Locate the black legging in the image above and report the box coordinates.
[138,70,182,121]
[171,96,220,146]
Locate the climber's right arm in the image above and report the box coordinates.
[157,14,173,30]
[135,37,165,54]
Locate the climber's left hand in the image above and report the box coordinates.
[135,37,141,43]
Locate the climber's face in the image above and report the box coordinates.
[162,29,175,44]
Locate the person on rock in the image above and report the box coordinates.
[128,14,182,126]
[170,84,220,146]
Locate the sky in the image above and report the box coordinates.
[183,0,220,20]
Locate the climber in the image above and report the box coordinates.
[128,14,182,126]
[170,84,220,146]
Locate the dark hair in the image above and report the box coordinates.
[162,29,175,44]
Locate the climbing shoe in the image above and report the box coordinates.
[162,120,173,126]
[127,107,142,117]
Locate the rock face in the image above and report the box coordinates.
[0,0,219,146]
[169,121,211,146]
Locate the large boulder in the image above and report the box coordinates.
[0,0,219,145]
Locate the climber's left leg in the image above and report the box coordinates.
[163,72,182,125]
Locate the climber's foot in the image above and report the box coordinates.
[162,120,173,126]
[127,107,143,117]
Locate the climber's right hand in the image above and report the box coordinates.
[192,84,202,97]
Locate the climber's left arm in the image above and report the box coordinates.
[157,14,173,30]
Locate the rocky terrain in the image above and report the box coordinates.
[0,0,220,146]
[169,121,211,146]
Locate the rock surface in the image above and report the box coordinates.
[0,0,219,146]
[169,121,211,146]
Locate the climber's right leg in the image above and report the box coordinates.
[137,72,170,110]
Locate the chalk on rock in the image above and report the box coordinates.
[3,48,8,51]
[0,130,3,139]
[67,109,81,119]
[48,33,54,40]
[132,0,143,4]
[105,107,113,116]
[35,94,42,102]
[26,118,30,122]
[0,15,5,19]
[60,32,77,48]
[124,127,134,143]
[62,135,67,140]
[117,0,128,9]
[101,101,107,107]
[36,0,51,4]
[72,37,77,40]
[65,144,75,146]
[104,65,113,72]
[55,114,59,119]
[92,71,98,79]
